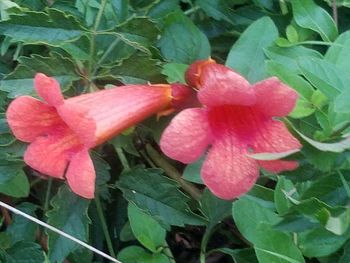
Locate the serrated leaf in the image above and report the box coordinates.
[0,9,87,45]
[105,52,165,83]
[116,168,206,228]
[128,203,166,252]
[6,203,38,244]
[158,10,211,64]
[0,164,29,198]
[46,185,90,263]
[4,241,45,263]
[0,52,79,98]
[226,16,278,83]
[200,189,232,228]
[291,0,338,42]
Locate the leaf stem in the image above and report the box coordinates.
[116,147,130,171]
[163,245,176,263]
[92,38,120,76]
[94,194,116,259]
[145,144,202,201]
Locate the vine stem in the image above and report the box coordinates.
[88,0,108,87]
[332,0,338,29]
[94,194,116,259]
[0,201,120,263]
[116,147,130,171]
[145,144,202,201]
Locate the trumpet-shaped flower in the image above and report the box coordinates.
[7,73,194,199]
[160,60,302,200]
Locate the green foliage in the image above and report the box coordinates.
[1,0,350,262]
[46,185,90,262]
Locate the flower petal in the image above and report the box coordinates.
[253,77,298,117]
[259,160,299,173]
[160,108,211,163]
[6,96,63,142]
[201,137,259,200]
[34,73,64,106]
[65,149,95,199]
[251,118,301,154]
[57,102,97,147]
[24,128,82,179]
[198,63,256,107]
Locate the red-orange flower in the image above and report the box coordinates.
[6,73,193,199]
[160,60,302,200]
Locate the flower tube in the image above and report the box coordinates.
[6,73,194,198]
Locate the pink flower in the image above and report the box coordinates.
[160,60,302,200]
[6,73,194,199]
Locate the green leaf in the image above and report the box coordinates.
[274,177,298,215]
[0,0,19,20]
[298,227,348,257]
[158,10,211,64]
[298,57,350,99]
[0,52,80,98]
[254,224,305,263]
[116,168,206,228]
[291,0,338,42]
[295,128,350,153]
[161,63,188,84]
[286,25,299,43]
[117,245,170,263]
[104,52,165,83]
[325,31,350,69]
[0,164,29,198]
[46,185,90,263]
[226,16,278,83]
[6,203,38,244]
[265,45,322,74]
[232,197,280,243]
[0,9,87,45]
[182,157,204,184]
[128,203,166,253]
[4,241,45,263]
[200,189,232,228]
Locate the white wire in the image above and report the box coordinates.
[0,201,121,263]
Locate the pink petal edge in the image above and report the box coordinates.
[34,73,64,107]
[65,149,96,199]
[160,108,211,163]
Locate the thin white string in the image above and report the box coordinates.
[0,201,121,263]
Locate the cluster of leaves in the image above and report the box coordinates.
[1,0,350,262]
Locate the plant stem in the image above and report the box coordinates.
[332,0,338,29]
[279,0,288,15]
[44,178,53,213]
[92,38,120,76]
[116,147,130,171]
[145,144,202,201]
[184,6,200,16]
[88,0,108,87]
[94,194,116,258]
